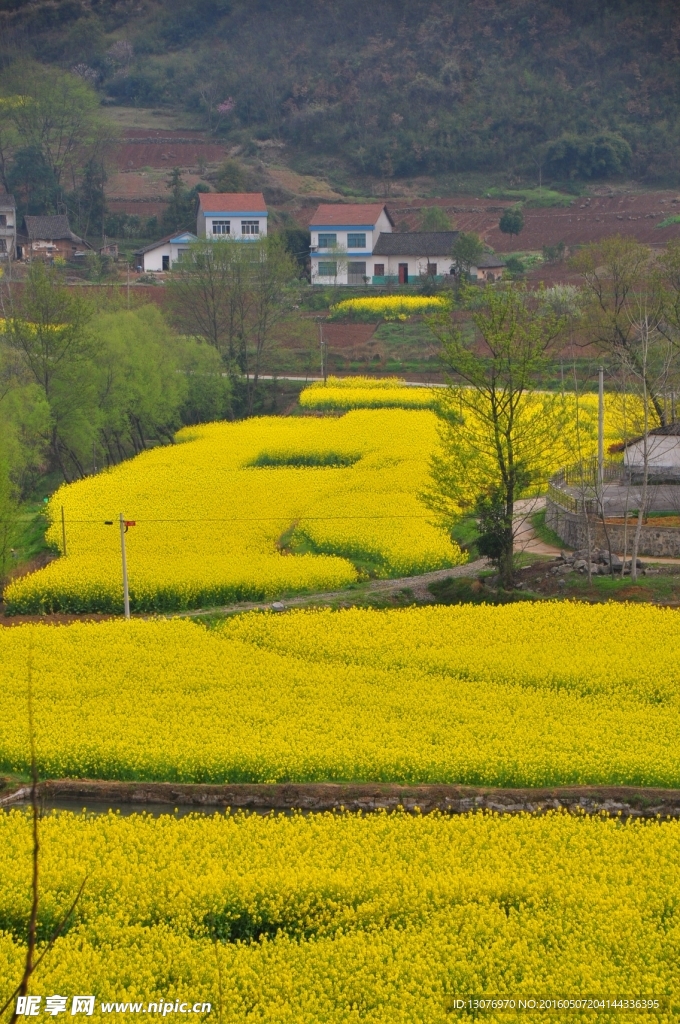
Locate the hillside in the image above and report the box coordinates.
[1,0,680,190]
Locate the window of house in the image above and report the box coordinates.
[427,263,437,276]
[347,261,367,283]
[176,249,189,262]
[0,239,6,252]
[212,220,230,235]
[318,233,337,248]
[347,233,366,248]
[241,220,259,235]
[373,264,385,277]
[318,261,337,277]
[0,215,6,227]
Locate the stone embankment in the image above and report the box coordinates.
[549,548,654,578]
[2,779,680,819]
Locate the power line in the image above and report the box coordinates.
[60,514,434,524]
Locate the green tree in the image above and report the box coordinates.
[167,236,297,413]
[178,339,232,425]
[544,132,632,180]
[162,168,194,234]
[216,159,247,192]
[71,158,107,239]
[451,232,484,278]
[499,207,524,238]
[420,206,451,231]
[162,169,209,234]
[571,236,667,425]
[6,146,59,216]
[424,283,568,588]
[0,62,113,192]
[4,262,96,480]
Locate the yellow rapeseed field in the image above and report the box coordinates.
[330,295,449,317]
[2,604,680,785]
[299,377,438,410]
[0,809,678,1021]
[5,410,462,613]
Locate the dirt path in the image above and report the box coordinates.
[3,778,680,819]
[175,558,490,620]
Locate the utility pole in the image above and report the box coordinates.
[127,260,130,310]
[61,506,67,558]
[105,515,135,618]
[318,321,327,383]
[119,513,130,620]
[598,365,604,494]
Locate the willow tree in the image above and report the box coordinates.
[424,283,568,588]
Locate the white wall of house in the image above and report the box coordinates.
[310,209,393,285]
[0,202,16,258]
[372,254,455,281]
[625,436,680,471]
[141,237,195,272]
[198,210,268,240]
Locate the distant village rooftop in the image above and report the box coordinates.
[309,203,394,227]
[197,192,267,213]
[372,231,459,257]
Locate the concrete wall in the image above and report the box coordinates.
[198,212,268,240]
[625,435,680,470]
[546,499,680,557]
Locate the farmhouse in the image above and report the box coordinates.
[310,203,394,285]
[371,231,459,284]
[134,231,198,272]
[18,215,89,261]
[470,255,505,282]
[0,194,16,259]
[197,192,268,240]
[621,423,680,482]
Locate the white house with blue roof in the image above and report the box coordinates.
[134,231,198,272]
[135,192,269,272]
[309,203,393,285]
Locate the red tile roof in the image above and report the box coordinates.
[309,203,393,227]
[198,192,267,212]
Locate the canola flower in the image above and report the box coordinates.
[5,410,462,614]
[299,375,644,446]
[299,377,438,411]
[2,604,680,785]
[0,809,678,1021]
[330,294,450,317]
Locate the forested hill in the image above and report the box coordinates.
[1,0,680,184]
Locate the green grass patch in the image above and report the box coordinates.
[485,187,574,208]
[657,215,680,228]
[451,517,480,560]
[249,451,362,469]
[531,509,564,548]
[428,576,535,605]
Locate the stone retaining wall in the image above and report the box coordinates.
[546,499,680,557]
[3,779,680,819]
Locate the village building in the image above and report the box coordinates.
[619,423,680,482]
[17,215,89,261]
[310,204,394,285]
[470,255,506,282]
[196,192,268,240]
[134,231,198,272]
[371,231,459,284]
[0,195,16,259]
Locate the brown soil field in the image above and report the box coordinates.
[112,128,228,172]
[388,191,680,253]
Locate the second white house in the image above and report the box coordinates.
[197,192,268,240]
